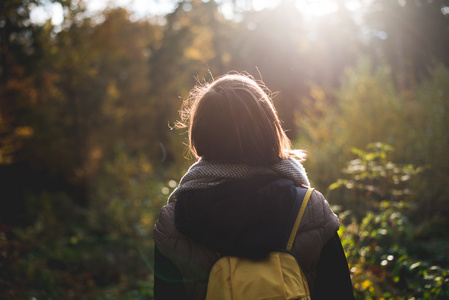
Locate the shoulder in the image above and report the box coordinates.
[154,202,176,235]
[153,203,178,260]
[303,189,340,235]
[153,203,216,299]
[153,202,217,279]
[290,188,339,285]
[153,202,199,252]
[153,202,177,241]
[293,187,340,246]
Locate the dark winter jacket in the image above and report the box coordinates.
[153,175,354,299]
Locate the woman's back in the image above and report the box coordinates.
[153,73,354,300]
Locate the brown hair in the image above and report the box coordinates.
[178,74,305,165]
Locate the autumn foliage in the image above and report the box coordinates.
[1,0,449,298]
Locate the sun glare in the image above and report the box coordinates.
[30,0,365,27]
[296,0,339,17]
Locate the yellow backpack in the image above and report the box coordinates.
[205,187,314,300]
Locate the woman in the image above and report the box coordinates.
[153,74,354,299]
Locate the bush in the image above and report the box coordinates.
[331,143,449,299]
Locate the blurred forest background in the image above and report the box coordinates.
[1,0,449,299]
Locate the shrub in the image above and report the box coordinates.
[331,143,449,299]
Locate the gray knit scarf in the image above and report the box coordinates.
[168,158,310,203]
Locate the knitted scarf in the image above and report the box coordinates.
[168,158,310,203]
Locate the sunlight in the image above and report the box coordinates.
[30,0,368,26]
[296,0,339,17]
[30,1,63,25]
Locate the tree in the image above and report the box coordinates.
[365,0,449,89]
[147,0,235,166]
[0,0,75,224]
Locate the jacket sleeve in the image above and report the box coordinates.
[311,232,355,300]
[154,245,188,300]
[153,203,217,299]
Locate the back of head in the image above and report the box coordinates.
[181,74,300,165]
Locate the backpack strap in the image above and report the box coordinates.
[286,187,315,251]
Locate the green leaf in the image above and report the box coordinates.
[410,262,422,270]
